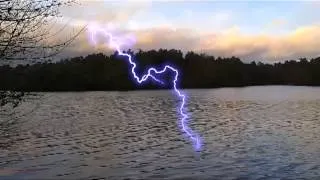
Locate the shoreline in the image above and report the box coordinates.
[2,84,320,93]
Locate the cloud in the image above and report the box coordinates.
[59,0,151,28]
[198,24,320,62]
[134,28,201,51]
[55,1,320,63]
[267,19,287,29]
[131,24,320,62]
[63,24,320,63]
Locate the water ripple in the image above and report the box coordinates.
[1,86,320,179]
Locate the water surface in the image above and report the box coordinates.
[1,86,320,179]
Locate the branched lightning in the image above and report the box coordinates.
[87,24,202,151]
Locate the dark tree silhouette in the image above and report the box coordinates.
[1,49,320,92]
[0,0,84,107]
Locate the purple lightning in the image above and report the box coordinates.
[87,23,202,151]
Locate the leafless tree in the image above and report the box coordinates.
[0,0,86,108]
[0,0,85,61]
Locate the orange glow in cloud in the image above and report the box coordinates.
[60,1,320,62]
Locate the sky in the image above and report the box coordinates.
[57,0,320,63]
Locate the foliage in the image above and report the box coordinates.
[1,49,320,91]
[0,0,84,108]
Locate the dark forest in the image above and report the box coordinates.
[1,49,320,91]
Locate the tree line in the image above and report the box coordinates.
[1,49,320,91]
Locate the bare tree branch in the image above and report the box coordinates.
[0,0,82,61]
[0,0,83,109]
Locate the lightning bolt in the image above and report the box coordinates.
[87,23,202,151]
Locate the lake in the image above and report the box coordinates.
[1,86,320,179]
